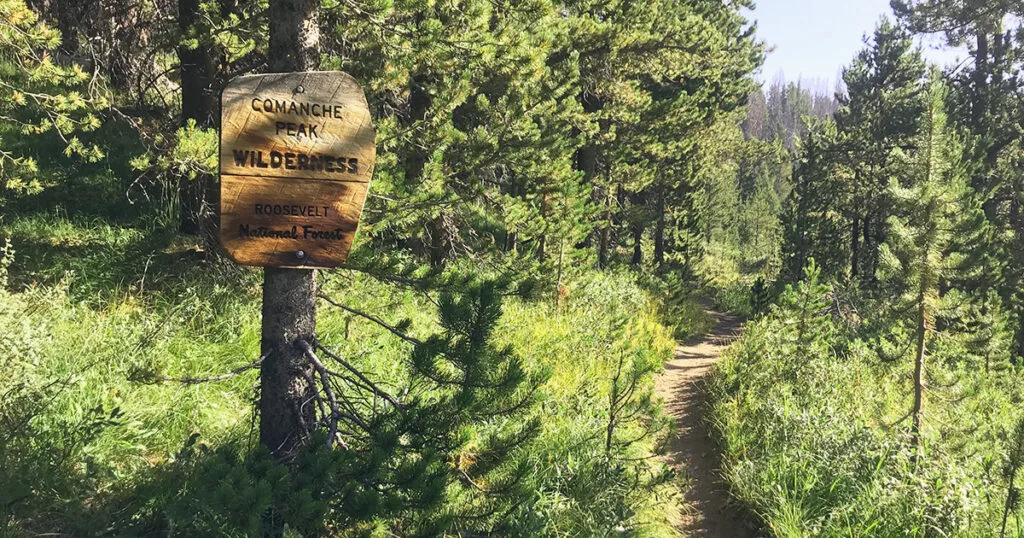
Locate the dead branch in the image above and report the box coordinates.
[311,338,404,410]
[299,339,343,448]
[318,293,424,346]
[145,356,264,385]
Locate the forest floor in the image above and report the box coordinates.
[654,310,758,537]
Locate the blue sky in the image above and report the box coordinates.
[748,0,965,90]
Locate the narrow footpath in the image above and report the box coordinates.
[654,310,756,537]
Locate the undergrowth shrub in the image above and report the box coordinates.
[500,270,679,536]
[0,217,684,536]
[709,263,1024,537]
[638,269,713,339]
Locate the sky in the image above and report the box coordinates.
[749,0,966,91]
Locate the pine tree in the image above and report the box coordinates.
[325,0,593,270]
[561,0,762,270]
[876,72,975,461]
[0,0,104,205]
[835,18,927,283]
[738,166,783,273]
[150,280,545,536]
[1001,415,1024,537]
[774,258,836,368]
[895,0,1024,362]
[742,86,769,141]
[175,0,264,237]
[781,119,848,282]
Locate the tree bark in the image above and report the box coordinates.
[576,91,602,259]
[429,213,450,268]
[261,1,320,534]
[1002,456,1019,538]
[597,189,610,269]
[861,215,872,282]
[269,0,320,73]
[1011,196,1024,363]
[911,282,927,464]
[631,222,643,266]
[177,0,221,237]
[972,32,989,133]
[505,230,517,254]
[579,141,600,258]
[402,78,443,264]
[260,268,318,461]
[536,192,549,262]
[598,219,610,268]
[850,214,860,280]
[54,0,85,57]
[654,185,665,265]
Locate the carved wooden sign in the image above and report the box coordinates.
[220,71,376,268]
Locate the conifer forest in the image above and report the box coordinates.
[6,0,1024,536]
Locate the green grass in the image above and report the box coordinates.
[0,209,692,536]
[708,277,1024,537]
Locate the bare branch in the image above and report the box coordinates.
[299,340,343,448]
[144,356,264,385]
[311,338,405,410]
[318,293,424,346]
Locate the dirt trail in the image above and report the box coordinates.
[654,310,756,537]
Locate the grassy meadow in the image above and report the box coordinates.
[0,177,707,536]
[708,270,1024,537]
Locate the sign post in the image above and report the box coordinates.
[220,71,375,465]
[221,0,375,483]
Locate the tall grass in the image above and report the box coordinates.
[709,276,1024,537]
[0,215,687,535]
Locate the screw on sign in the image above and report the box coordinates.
[220,71,376,268]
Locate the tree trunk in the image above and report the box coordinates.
[872,215,886,283]
[429,213,450,268]
[260,269,318,461]
[178,0,219,127]
[579,141,600,257]
[260,268,317,536]
[598,219,610,268]
[577,143,599,185]
[1011,196,1024,363]
[405,80,430,181]
[613,185,626,228]
[537,192,549,261]
[654,186,665,265]
[597,188,611,269]
[55,0,84,57]
[505,230,517,254]
[972,32,989,133]
[556,236,564,299]
[911,282,927,464]
[403,78,437,262]
[861,215,872,282]
[1002,458,1019,538]
[576,91,602,257]
[262,0,320,534]
[994,30,1005,85]
[269,0,319,73]
[850,214,860,280]
[631,222,643,266]
[178,0,220,237]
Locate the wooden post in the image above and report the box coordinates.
[259,2,320,535]
[259,0,320,464]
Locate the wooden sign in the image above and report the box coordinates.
[220,71,376,268]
